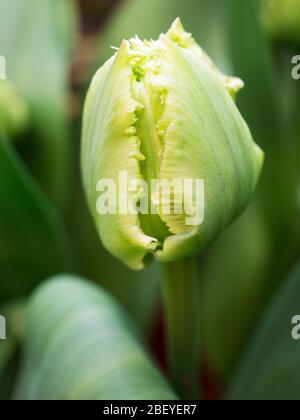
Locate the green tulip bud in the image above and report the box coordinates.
[0,79,29,139]
[81,18,264,270]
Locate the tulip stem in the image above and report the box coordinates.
[162,258,201,400]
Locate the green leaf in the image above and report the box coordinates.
[92,258,161,332]
[0,80,29,139]
[202,204,271,378]
[226,0,300,249]
[226,0,281,143]
[0,133,72,301]
[262,0,300,46]
[0,0,77,205]
[227,260,300,400]
[15,275,177,400]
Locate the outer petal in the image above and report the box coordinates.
[166,18,244,98]
[81,42,159,270]
[153,30,263,263]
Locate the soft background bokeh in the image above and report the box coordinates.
[0,0,300,400]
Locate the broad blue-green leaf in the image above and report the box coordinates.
[0,0,77,205]
[0,132,72,301]
[15,276,177,400]
[227,261,300,400]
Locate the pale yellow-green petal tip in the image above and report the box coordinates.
[166,17,194,48]
[222,76,245,98]
[166,18,245,99]
[254,143,265,176]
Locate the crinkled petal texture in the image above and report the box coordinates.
[82,19,264,270]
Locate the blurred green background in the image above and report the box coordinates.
[0,0,300,400]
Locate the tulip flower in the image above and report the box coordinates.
[81,18,264,399]
[82,18,263,270]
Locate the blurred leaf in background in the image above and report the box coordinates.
[230,0,300,260]
[0,0,78,206]
[226,0,299,254]
[202,205,271,377]
[262,0,300,46]
[0,80,29,139]
[202,0,300,381]
[0,132,73,302]
[202,0,282,381]
[227,260,300,400]
[97,0,230,70]
[15,276,177,400]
